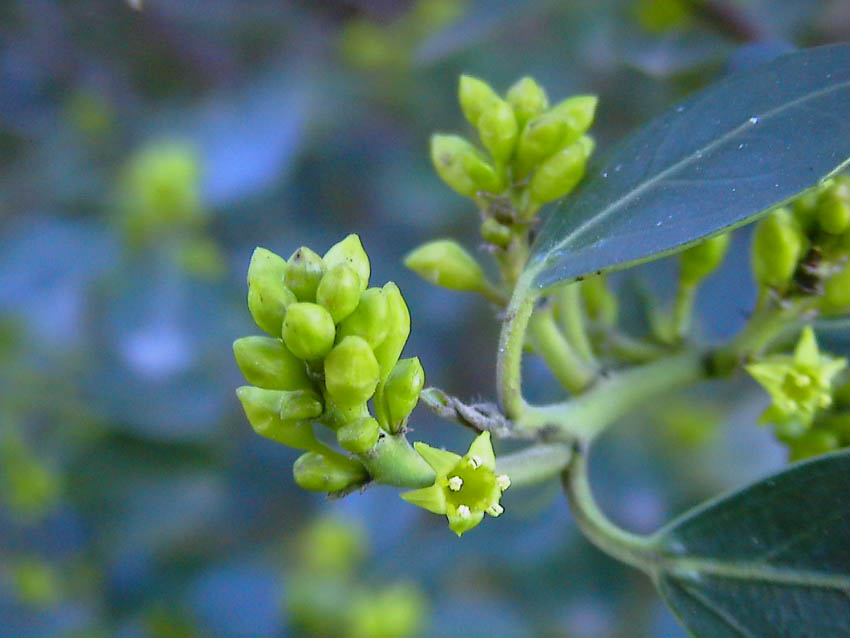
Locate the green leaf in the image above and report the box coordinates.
[526,44,850,292]
[649,450,850,637]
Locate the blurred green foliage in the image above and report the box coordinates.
[1,1,849,636]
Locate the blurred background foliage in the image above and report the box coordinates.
[1,1,849,636]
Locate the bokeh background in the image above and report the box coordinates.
[2,1,850,636]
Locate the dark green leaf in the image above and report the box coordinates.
[527,44,850,291]
[650,450,850,637]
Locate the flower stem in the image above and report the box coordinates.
[562,449,655,571]
[554,282,597,363]
[517,348,709,443]
[527,305,597,395]
[494,443,573,488]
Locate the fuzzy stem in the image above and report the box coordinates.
[562,450,655,571]
[517,349,709,442]
[555,282,597,363]
[494,443,573,488]
[527,305,598,395]
[671,281,697,341]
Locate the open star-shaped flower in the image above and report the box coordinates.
[401,431,510,536]
[747,326,846,428]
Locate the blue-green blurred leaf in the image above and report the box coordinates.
[525,44,850,292]
[650,450,850,637]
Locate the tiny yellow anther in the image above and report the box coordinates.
[448,476,463,491]
[496,474,511,490]
[457,505,471,519]
[468,455,482,469]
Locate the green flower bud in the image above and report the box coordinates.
[404,239,489,293]
[548,94,598,141]
[514,113,569,178]
[236,386,322,450]
[818,198,850,235]
[792,188,821,232]
[506,76,549,128]
[458,74,500,126]
[528,140,587,204]
[751,208,806,290]
[476,99,518,163]
[374,357,425,433]
[337,417,381,454]
[679,233,731,285]
[233,336,312,391]
[247,247,296,336]
[337,287,389,349]
[285,246,326,302]
[282,302,336,360]
[788,428,839,462]
[293,451,368,492]
[430,134,501,197]
[480,217,512,248]
[372,282,411,379]
[401,431,510,536]
[346,584,426,638]
[324,234,370,293]
[316,264,361,324]
[581,274,618,325]
[824,262,850,309]
[324,336,381,407]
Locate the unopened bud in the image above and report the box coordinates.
[375,357,425,433]
[458,74,500,126]
[293,451,368,492]
[477,99,518,163]
[528,140,587,204]
[317,264,361,324]
[581,274,618,326]
[514,113,569,178]
[819,198,850,235]
[506,76,548,128]
[324,336,381,407]
[324,234,370,293]
[285,246,326,302]
[752,208,805,289]
[236,386,322,450]
[824,262,850,309]
[480,218,512,248]
[404,240,488,293]
[281,302,336,360]
[430,134,501,197]
[372,282,411,379]
[788,429,839,462]
[247,247,296,336]
[679,233,731,285]
[337,287,389,349]
[548,95,597,141]
[233,336,312,391]
[337,417,381,454]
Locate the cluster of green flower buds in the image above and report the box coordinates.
[233,234,425,494]
[431,74,597,239]
[747,326,848,460]
[752,176,850,306]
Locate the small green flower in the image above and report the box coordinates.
[401,431,510,536]
[747,326,847,428]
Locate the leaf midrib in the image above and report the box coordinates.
[537,76,850,269]
[657,555,850,590]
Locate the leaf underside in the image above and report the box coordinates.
[527,43,850,291]
[650,450,850,637]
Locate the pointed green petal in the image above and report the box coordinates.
[822,357,847,382]
[447,506,484,536]
[401,484,447,514]
[794,326,820,367]
[466,431,496,469]
[413,441,461,476]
